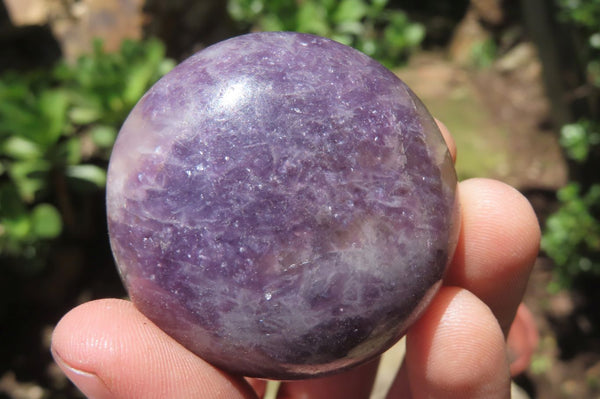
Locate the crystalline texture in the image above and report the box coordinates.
[106,32,459,379]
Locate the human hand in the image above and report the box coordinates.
[51,121,540,399]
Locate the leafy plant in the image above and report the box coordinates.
[544,120,600,289]
[0,38,174,272]
[559,119,600,162]
[543,119,600,290]
[542,1,600,289]
[556,0,600,33]
[227,0,425,67]
[556,0,600,88]
[542,183,600,291]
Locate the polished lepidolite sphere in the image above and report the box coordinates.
[107,32,459,379]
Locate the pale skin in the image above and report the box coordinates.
[51,121,541,399]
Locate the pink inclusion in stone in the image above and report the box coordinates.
[106,32,459,379]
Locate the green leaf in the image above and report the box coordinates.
[331,33,354,46]
[542,181,600,288]
[158,59,176,77]
[297,1,329,35]
[321,0,339,14]
[38,89,69,146]
[123,40,167,105]
[0,101,40,140]
[9,160,50,202]
[123,63,156,106]
[358,38,377,56]
[590,32,600,48]
[371,0,388,12]
[0,75,30,99]
[69,106,103,125]
[404,23,426,47]
[65,164,107,188]
[256,14,285,31]
[0,184,30,242]
[89,125,118,149]
[227,0,265,22]
[1,137,42,160]
[333,0,368,24]
[335,20,365,36]
[557,182,580,202]
[470,38,498,68]
[2,213,31,242]
[560,121,600,162]
[30,203,62,239]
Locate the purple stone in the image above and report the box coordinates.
[106,32,459,379]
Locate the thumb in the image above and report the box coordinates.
[51,298,257,399]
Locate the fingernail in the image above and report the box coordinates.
[51,348,114,399]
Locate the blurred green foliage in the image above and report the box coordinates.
[227,0,425,67]
[556,0,600,35]
[469,38,498,69]
[542,0,600,289]
[557,0,600,86]
[559,120,600,162]
[542,182,600,291]
[0,38,174,272]
[543,119,600,290]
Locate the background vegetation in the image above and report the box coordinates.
[227,0,425,67]
[541,0,600,290]
[0,39,173,275]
